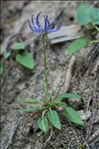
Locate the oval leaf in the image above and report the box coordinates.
[10,42,25,51]
[16,52,35,69]
[91,8,99,25]
[48,109,61,129]
[76,4,99,25]
[57,93,81,101]
[76,4,92,25]
[64,106,84,125]
[17,106,42,113]
[18,98,39,104]
[64,37,89,56]
[38,117,49,133]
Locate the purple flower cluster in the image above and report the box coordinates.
[28,12,61,34]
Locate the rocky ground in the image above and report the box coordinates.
[0,1,99,149]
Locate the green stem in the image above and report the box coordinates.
[89,39,99,44]
[42,34,49,98]
[93,24,99,32]
[91,22,99,32]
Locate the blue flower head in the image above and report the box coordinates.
[28,12,61,34]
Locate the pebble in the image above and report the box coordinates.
[78,110,91,121]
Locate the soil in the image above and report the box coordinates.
[1,1,99,149]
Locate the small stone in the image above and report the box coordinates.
[85,110,91,120]
[78,110,91,121]
[16,83,25,90]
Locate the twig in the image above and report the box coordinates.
[84,141,91,149]
[93,118,99,124]
[86,51,99,144]
[85,103,97,141]
[52,80,64,100]
[45,128,53,144]
[85,80,98,142]
[63,55,76,92]
[88,130,99,144]
[52,56,76,102]
[42,128,53,149]
[86,97,92,111]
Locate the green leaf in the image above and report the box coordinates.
[64,106,84,125]
[3,51,11,59]
[38,116,49,133]
[76,4,99,25]
[57,93,81,101]
[17,106,42,113]
[10,42,25,51]
[48,109,61,129]
[0,63,3,74]
[64,37,89,56]
[46,91,53,100]
[16,52,35,69]
[76,4,92,25]
[18,98,39,104]
[91,8,99,25]
[47,100,66,107]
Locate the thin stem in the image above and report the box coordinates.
[89,39,99,44]
[42,34,49,98]
[91,22,99,32]
[93,24,99,32]
[42,109,47,117]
